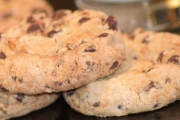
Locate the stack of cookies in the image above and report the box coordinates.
[0,0,125,119]
[1,0,180,119]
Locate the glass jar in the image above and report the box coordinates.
[75,0,180,33]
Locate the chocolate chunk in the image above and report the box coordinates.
[145,81,156,92]
[142,68,154,73]
[110,61,119,70]
[142,35,150,44]
[52,10,67,20]
[165,78,171,84]
[153,103,159,109]
[0,51,6,59]
[12,76,17,81]
[27,24,42,33]
[133,56,138,60]
[84,45,96,52]
[118,105,122,109]
[157,52,164,62]
[105,15,117,30]
[67,79,71,84]
[86,61,94,67]
[47,30,58,37]
[168,55,179,64]
[26,16,35,23]
[93,101,100,107]
[0,108,6,114]
[54,81,63,86]
[66,89,76,97]
[98,33,108,38]
[18,78,23,83]
[0,85,9,93]
[79,17,90,24]
[16,94,24,102]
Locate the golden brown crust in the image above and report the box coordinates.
[63,29,180,117]
[0,10,124,94]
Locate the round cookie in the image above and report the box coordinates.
[63,29,180,117]
[0,10,125,94]
[0,0,53,32]
[0,93,60,120]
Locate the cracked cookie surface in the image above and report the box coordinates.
[0,10,124,94]
[63,28,180,117]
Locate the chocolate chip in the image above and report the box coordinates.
[27,24,42,33]
[67,79,71,84]
[0,108,6,114]
[133,56,138,60]
[145,81,155,92]
[66,89,76,97]
[84,45,96,52]
[16,94,24,102]
[54,81,62,86]
[118,105,122,109]
[142,35,150,44]
[98,33,108,38]
[0,85,9,93]
[86,61,94,67]
[79,17,90,24]
[26,16,35,23]
[52,71,57,76]
[157,52,164,62]
[12,76,17,81]
[105,15,117,30]
[18,78,23,83]
[47,30,58,37]
[0,51,6,59]
[110,61,119,70]
[93,101,100,107]
[52,10,67,20]
[153,103,159,109]
[142,68,154,73]
[1,12,12,19]
[168,55,179,64]
[165,78,171,84]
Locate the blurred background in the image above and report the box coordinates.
[48,0,180,33]
[47,0,76,11]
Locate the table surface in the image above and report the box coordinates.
[11,1,180,120]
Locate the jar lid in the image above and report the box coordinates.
[91,0,148,3]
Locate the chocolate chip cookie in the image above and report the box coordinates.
[0,10,124,94]
[63,28,180,117]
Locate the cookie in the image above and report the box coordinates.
[0,93,60,120]
[63,29,180,117]
[0,0,53,32]
[0,10,125,94]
